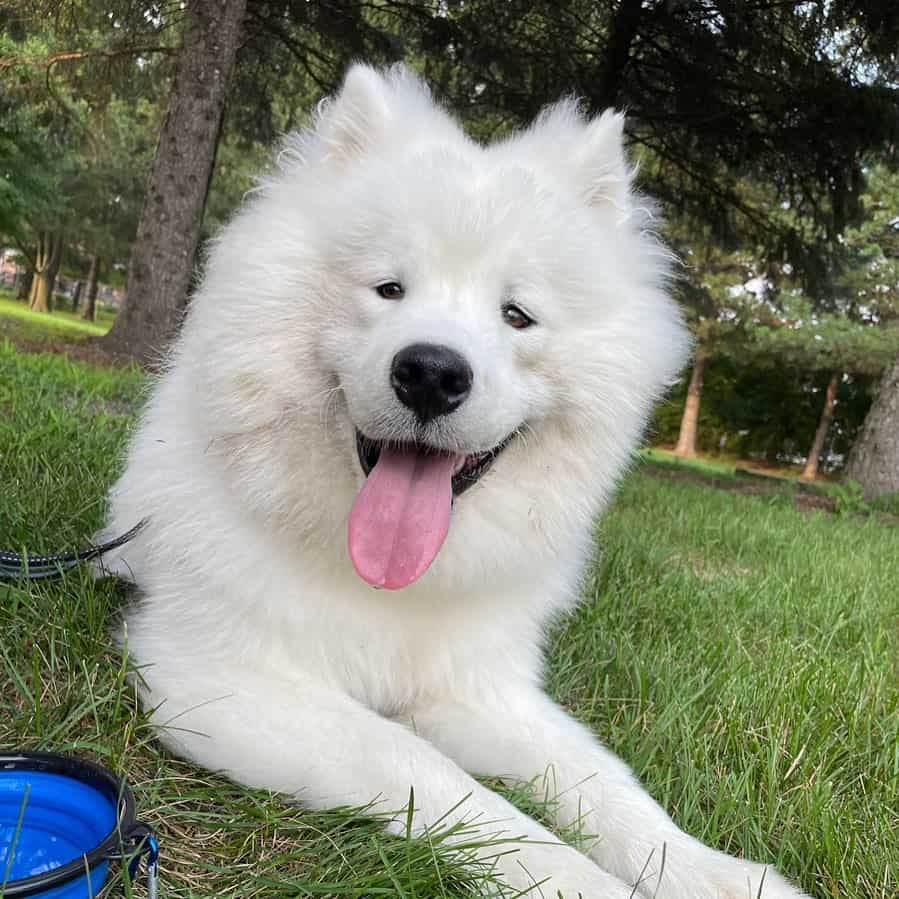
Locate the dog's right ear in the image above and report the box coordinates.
[317,64,393,162]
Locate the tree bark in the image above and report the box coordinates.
[101,0,247,365]
[674,352,706,457]
[82,255,100,321]
[801,372,840,480]
[30,271,52,313]
[28,231,63,313]
[71,279,82,313]
[844,353,899,497]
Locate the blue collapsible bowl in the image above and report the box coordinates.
[0,752,154,898]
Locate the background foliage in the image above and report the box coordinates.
[1,0,898,475]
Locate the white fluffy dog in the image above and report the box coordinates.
[103,65,807,898]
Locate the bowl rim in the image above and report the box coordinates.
[0,751,137,897]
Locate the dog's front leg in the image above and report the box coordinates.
[412,682,809,898]
[143,669,634,898]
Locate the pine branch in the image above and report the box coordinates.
[0,45,174,73]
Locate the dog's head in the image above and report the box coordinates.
[192,65,689,592]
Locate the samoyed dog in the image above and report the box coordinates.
[104,65,807,898]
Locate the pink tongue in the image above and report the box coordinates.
[348,447,458,589]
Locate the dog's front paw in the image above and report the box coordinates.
[696,861,808,899]
[503,843,635,899]
[643,846,809,899]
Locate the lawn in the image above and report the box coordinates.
[0,291,113,340]
[1,337,897,898]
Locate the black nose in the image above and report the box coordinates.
[391,343,473,422]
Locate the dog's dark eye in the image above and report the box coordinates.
[375,281,405,300]
[502,303,535,330]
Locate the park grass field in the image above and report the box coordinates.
[1,334,897,898]
[0,290,113,340]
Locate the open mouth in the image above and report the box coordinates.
[347,428,515,590]
[355,430,512,497]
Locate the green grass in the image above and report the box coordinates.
[0,292,112,339]
[641,447,740,480]
[870,491,899,516]
[1,340,897,898]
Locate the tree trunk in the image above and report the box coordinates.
[595,0,645,109]
[30,271,52,313]
[674,353,706,457]
[28,231,63,313]
[801,372,840,480]
[844,353,899,497]
[101,0,247,365]
[71,280,82,313]
[46,247,61,313]
[82,255,100,321]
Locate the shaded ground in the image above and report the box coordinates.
[0,309,135,369]
[640,450,899,523]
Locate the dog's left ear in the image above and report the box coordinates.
[524,102,633,211]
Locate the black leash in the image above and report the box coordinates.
[0,521,147,581]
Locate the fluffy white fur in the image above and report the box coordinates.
[103,65,808,898]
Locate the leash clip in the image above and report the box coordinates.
[123,821,159,897]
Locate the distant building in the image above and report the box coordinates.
[0,248,24,287]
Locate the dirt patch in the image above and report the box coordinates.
[1,321,135,369]
[643,462,897,525]
[792,492,835,513]
[641,463,779,497]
